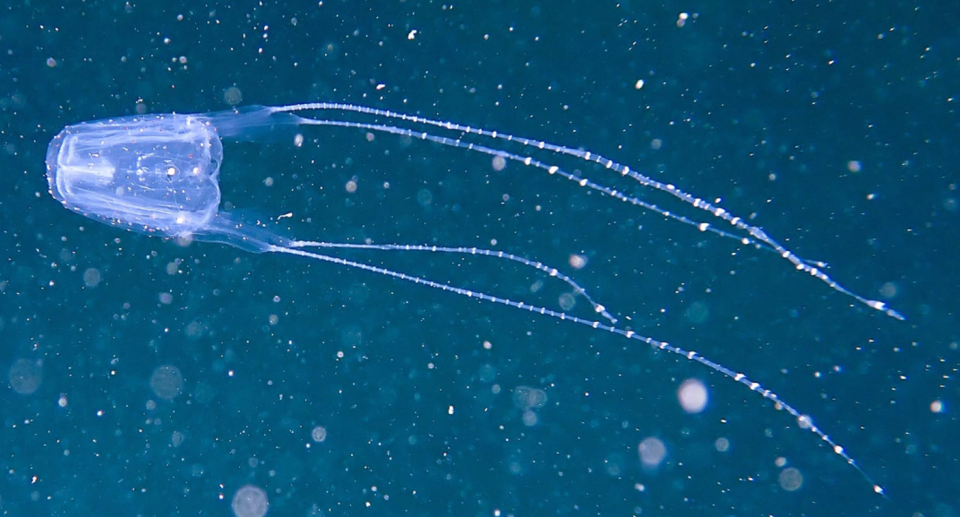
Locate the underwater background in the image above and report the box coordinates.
[1,1,957,516]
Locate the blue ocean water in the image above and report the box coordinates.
[1,1,956,516]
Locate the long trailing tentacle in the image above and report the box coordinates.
[272,102,903,321]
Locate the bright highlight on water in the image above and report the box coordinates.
[45,102,899,495]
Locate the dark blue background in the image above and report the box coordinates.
[1,1,956,516]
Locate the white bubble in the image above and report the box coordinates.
[930,400,945,414]
[492,155,506,171]
[677,378,708,414]
[637,437,667,470]
[231,484,268,517]
[568,254,587,270]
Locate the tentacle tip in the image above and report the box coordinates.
[591,305,616,324]
[867,300,906,321]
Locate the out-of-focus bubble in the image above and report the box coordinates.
[677,378,708,414]
[311,425,327,443]
[231,484,268,517]
[9,358,43,395]
[638,437,667,471]
[224,86,243,106]
[512,386,547,410]
[83,268,102,287]
[150,365,184,401]
[778,467,804,492]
